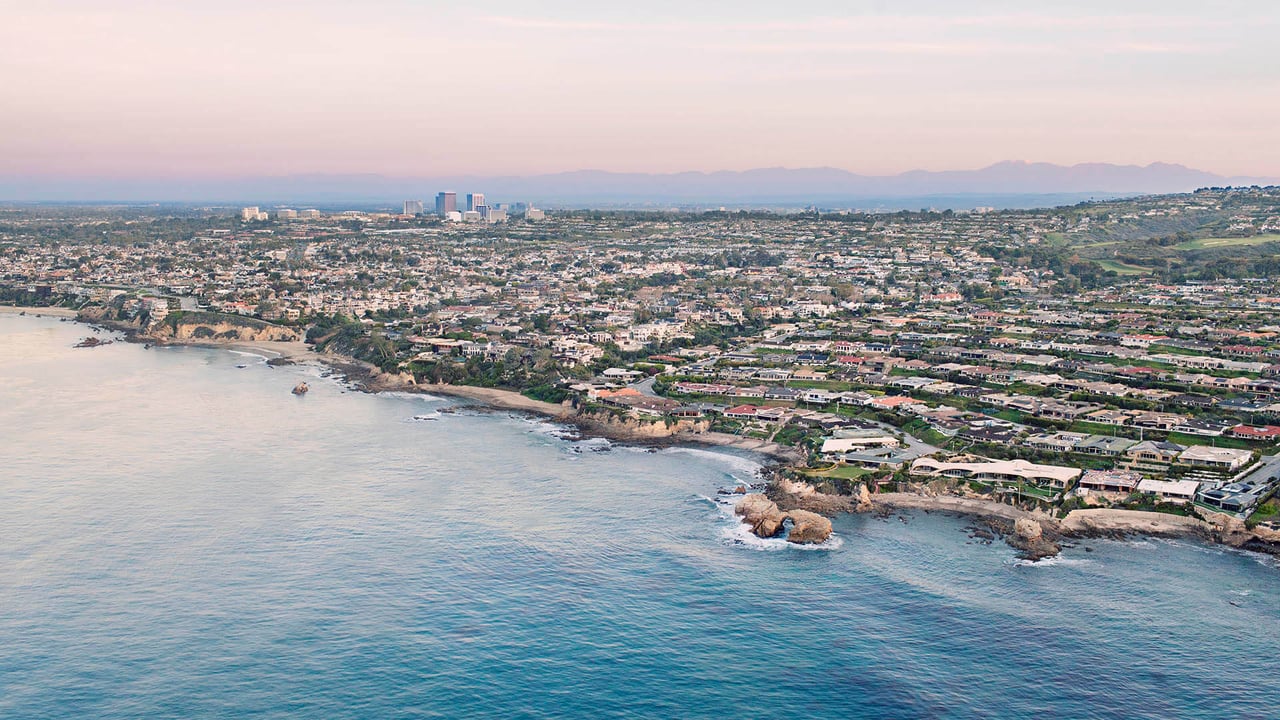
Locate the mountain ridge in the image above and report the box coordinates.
[2,161,1275,206]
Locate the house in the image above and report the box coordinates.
[1123,440,1186,472]
[1227,425,1280,441]
[1076,435,1138,456]
[866,395,926,411]
[1025,432,1087,453]
[1178,445,1254,472]
[1078,470,1142,494]
[910,457,1081,489]
[821,435,900,454]
[1136,478,1200,504]
[724,405,760,420]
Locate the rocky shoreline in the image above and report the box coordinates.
[27,307,1280,563]
[768,476,1280,562]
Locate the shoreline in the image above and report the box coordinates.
[0,304,80,318]
[18,309,1277,560]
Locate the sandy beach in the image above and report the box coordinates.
[421,383,571,418]
[676,431,806,464]
[0,305,80,318]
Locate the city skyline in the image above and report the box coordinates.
[2,1,1279,181]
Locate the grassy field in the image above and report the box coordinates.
[802,464,872,480]
[1095,259,1151,275]
[1174,234,1280,250]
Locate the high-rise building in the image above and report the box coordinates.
[466,193,485,212]
[435,191,457,217]
[240,206,260,221]
[276,208,298,220]
[403,200,424,216]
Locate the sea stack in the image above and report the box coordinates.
[735,494,787,538]
[786,509,833,544]
[292,382,310,396]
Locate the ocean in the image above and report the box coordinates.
[2,313,1278,719]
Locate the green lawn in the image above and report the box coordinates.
[802,465,872,480]
[1174,234,1280,250]
[1096,259,1150,275]
[1165,432,1259,450]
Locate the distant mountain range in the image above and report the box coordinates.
[3,162,1275,209]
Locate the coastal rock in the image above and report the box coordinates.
[735,493,787,538]
[1006,518,1060,561]
[1014,518,1043,541]
[292,382,310,395]
[855,483,874,513]
[786,510,833,544]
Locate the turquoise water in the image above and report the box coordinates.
[2,314,1278,719]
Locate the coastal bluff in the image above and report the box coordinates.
[80,307,300,344]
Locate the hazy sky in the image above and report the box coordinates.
[3,0,1278,178]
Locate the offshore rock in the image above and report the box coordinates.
[1007,517,1060,561]
[735,493,787,538]
[786,509,833,544]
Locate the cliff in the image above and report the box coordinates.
[150,312,300,343]
[570,408,710,441]
[78,307,300,344]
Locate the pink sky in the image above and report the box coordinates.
[2,1,1277,178]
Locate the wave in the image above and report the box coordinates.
[381,390,450,403]
[226,349,271,362]
[1009,555,1093,569]
[650,446,765,482]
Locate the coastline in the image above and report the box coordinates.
[20,308,1277,560]
[0,304,80,318]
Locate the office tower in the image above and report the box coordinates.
[276,209,298,220]
[475,204,490,220]
[403,200,424,216]
[240,206,259,221]
[466,193,485,212]
[435,191,457,217]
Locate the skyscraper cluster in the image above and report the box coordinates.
[397,192,543,223]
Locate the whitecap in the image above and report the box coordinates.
[1009,555,1093,568]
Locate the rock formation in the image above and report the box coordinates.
[1006,517,1061,561]
[735,493,835,544]
[855,483,874,513]
[292,382,310,395]
[735,493,787,538]
[786,510,833,544]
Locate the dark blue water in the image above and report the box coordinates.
[2,314,1278,719]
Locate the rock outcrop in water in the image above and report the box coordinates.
[292,382,310,396]
[735,494,788,538]
[735,493,833,544]
[1006,517,1061,561]
[786,510,833,544]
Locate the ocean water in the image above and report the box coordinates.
[2,313,1279,719]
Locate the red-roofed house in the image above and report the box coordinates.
[1227,425,1280,441]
